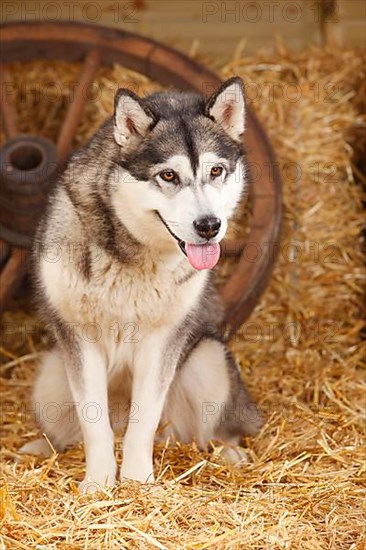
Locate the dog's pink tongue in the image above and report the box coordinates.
[185,242,221,270]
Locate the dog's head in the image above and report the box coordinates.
[111,78,246,270]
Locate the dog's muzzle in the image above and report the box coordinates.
[155,211,221,270]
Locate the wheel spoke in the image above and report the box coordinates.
[0,66,18,139]
[56,49,101,160]
[0,248,29,312]
[0,239,10,266]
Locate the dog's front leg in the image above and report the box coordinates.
[121,329,175,483]
[65,341,116,494]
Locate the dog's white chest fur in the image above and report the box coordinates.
[41,246,206,368]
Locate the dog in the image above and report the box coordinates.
[20,77,262,493]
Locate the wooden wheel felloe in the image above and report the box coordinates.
[0,21,282,335]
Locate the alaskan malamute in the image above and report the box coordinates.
[21,77,262,493]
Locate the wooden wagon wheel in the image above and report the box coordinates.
[0,21,282,338]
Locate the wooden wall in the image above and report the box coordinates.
[1,1,365,56]
[321,0,366,49]
[137,0,320,54]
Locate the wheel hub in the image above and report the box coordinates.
[0,135,58,248]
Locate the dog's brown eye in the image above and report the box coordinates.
[211,166,223,178]
[160,169,177,183]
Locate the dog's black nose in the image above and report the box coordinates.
[193,217,221,239]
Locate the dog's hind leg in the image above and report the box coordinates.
[161,337,263,463]
[20,348,82,457]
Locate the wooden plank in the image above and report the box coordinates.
[0,1,322,54]
[337,0,366,19]
[321,0,365,48]
[137,18,320,54]
[143,0,312,24]
[1,0,363,54]
[144,0,203,19]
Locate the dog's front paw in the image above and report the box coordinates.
[79,478,103,495]
[79,460,117,495]
[79,471,116,495]
[120,460,155,484]
[120,470,155,483]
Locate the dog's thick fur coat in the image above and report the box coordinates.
[21,78,262,492]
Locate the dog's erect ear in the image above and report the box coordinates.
[113,88,155,148]
[205,77,245,141]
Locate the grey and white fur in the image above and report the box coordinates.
[21,77,262,493]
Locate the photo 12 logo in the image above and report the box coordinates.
[202,2,304,24]
[1,2,139,24]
